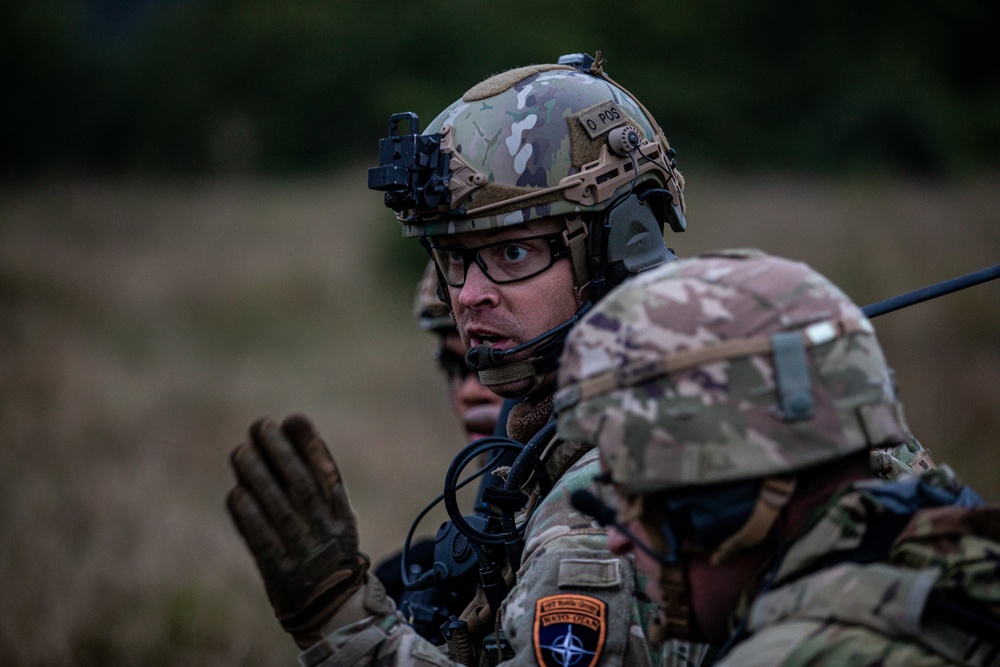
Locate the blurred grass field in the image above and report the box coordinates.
[1,169,998,665]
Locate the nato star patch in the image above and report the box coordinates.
[533,594,607,667]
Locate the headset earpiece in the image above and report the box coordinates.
[603,192,677,286]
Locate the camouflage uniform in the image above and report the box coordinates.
[871,431,936,479]
[555,250,999,666]
[719,469,998,667]
[299,402,714,667]
[501,440,715,667]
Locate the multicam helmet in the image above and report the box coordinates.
[370,53,686,300]
[413,260,453,333]
[555,249,910,494]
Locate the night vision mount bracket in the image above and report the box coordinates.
[367,113,487,219]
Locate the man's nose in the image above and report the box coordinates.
[457,260,498,308]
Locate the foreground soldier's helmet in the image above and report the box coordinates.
[370,52,686,302]
[556,249,910,494]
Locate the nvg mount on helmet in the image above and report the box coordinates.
[368,112,457,216]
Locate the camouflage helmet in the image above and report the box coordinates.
[555,249,910,494]
[370,53,686,299]
[413,260,453,333]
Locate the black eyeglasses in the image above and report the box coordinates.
[426,232,569,288]
[435,346,475,382]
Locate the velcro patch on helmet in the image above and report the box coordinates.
[463,64,574,102]
[533,594,607,667]
[567,101,647,169]
[576,100,629,138]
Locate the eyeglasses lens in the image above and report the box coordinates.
[430,234,563,287]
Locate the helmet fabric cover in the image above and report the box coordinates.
[401,65,684,238]
[555,250,909,494]
[413,260,453,332]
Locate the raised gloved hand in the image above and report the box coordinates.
[226,414,370,649]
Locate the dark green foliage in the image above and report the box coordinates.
[2,0,998,176]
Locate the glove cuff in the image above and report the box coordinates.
[279,554,373,649]
[318,574,396,638]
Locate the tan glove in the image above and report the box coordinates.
[226,414,369,649]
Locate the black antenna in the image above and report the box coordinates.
[862,263,1000,318]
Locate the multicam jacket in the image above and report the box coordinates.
[298,401,713,667]
[498,446,713,667]
[719,469,999,667]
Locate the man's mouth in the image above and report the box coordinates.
[468,332,512,349]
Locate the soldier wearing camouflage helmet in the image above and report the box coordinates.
[373,51,686,401]
[556,249,999,665]
[225,52,714,666]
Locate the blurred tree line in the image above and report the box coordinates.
[3,0,998,177]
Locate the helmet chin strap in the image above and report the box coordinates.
[643,476,797,644]
[639,500,700,644]
[476,358,546,395]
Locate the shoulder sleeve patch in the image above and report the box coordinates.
[557,558,622,589]
[534,594,607,667]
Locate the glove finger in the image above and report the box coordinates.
[281,414,336,492]
[254,417,342,543]
[230,439,313,557]
[226,484,286,580]
[281,414,357,543]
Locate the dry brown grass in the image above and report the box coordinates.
[1,169,997,665]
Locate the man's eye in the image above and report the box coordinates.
[500,245,529,262]
[445,250,464,265]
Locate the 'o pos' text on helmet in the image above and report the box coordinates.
[555,250,910,562]
[369,53,687,393]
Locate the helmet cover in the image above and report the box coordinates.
[556,249,908,493]
[400,64,684,238]
[413,260,453,332]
